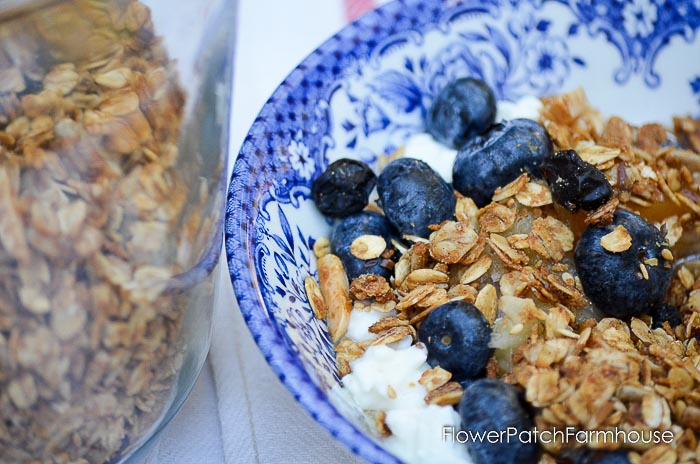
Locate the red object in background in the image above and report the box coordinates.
[344,0,377,21]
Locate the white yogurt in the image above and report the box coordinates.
[385,405,470,464]
[340,341,472,463]
[342,343,429,411]
[346,308,396,343]
[495,95,543,122]
[402,133,458,183]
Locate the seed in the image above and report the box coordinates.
[639,263,649,280]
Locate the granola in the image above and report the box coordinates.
[309,87,700,463]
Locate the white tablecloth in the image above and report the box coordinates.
[154,1,377,462]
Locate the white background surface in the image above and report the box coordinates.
[154,1,365,463]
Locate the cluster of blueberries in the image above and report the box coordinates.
[311,78,677,464]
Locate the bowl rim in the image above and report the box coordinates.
[225,1,413,462]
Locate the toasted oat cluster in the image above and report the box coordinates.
[307,88,700,463]
[0,1,214,462]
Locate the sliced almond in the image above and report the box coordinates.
[415,287,448,309]
[446,284,478,302]
[318,254,352,342]
[94,67,132,89]
[528,217,574,262]
[425,381,463,406]
[371,325,415,346]
[641,395,666,429]
[515,182,553,207]
[460,254,492,285]
[575,142,620,166]
[313,237,331,259]
[402,234,430,244]
[678,266,694,290]
[419,367,452,391]
[676,192,700,216]
[662,216,683,248]
[474,284,498,324]
[492,173,529,201]
[396,285,436,311]
[455,196,479,228]
[507,234,530,250]
[404,269,449,290]
[350,234,386,260]
[368,317,409,334]
[600,225,632,252]
[630,318,654,344]
[478,203,516,233]
[304,276,327,319]
[488,233,529,268]
[393,254,411,287]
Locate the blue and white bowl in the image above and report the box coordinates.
[226,1,700,462]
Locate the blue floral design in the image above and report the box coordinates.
[287,130,315,180]
[328,4,582,159]
[563,0,700,86]
[524,35,571,91]
[360,98,391,136]
[622,0,658,38]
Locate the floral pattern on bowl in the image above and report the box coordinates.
[226,0,700,462]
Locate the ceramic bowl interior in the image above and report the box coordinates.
[226,1,700,462]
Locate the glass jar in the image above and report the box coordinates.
[0,0,235,462]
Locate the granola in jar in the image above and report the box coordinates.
[0,1,224,462]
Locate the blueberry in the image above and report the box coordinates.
[312,158,377,218]
[452,119,553,207]
[649,303,682,329]
[330,211,396,280]
[418,301,492,381]
[575,449,631,464]
[540,149,614,212]
[574,209,672,319]
[377,158,456,238]
[459,379,538,464]
[426,77,497,149]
